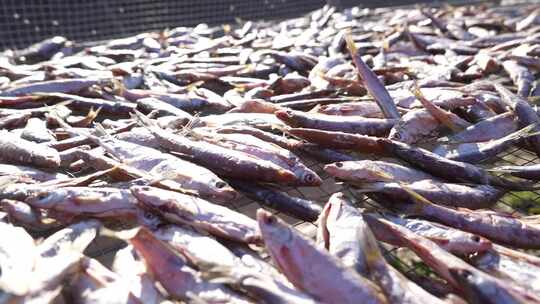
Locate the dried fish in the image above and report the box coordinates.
[257,209,387,304]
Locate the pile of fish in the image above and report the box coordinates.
[2,1,540,303]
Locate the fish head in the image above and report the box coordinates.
[27,189,69,208]
[274,109,295,124]
[136,208,163,229]
[33,150,61,168]
[256,209,293,247]
[323,162,345,177]
[207,179,239,203]
[300,170,322,186]
[130,186,165,207]
[316,199,334,249]
[442,233,492,255]
[448,268,491,303]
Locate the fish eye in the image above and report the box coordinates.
[143,211,155,219]
[37,193,48,200]
[335,162,343,168]
[471,235,481,243]
[304,174,315,182]
[265,215,277,225]
[215,181,227,189]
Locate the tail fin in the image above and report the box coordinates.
[411,82,470,132]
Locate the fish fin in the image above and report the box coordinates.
[131,110,158,128]
[358,218,384,271]
[49,113,97,140]
[344,30,359,55]
[100,226,140,240]
[86,106,102,122]
[111,78,126,96]
[371,171,435,210]
[94,123,113,139]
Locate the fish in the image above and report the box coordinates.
[70,257,142,304]
[257,209,387,304]
[376,138,536,191]
[0,78,104,97]
[131,186,261,244]
[494,83,540,156]
[439,112,518,144]
[370,190,540,249]
[0,199,60,232]
[61,121,238,202]
[21,117,56,143]
[129,227,252,303]
[388,109,441,144]
[366,215,539,303]
[411,85,471,132]
[433,123,537,163]
[276,109,396,136]
[229,180,322,222]
[195,130,321,186]
[134,111,297,184]
[345,34,400,119]
[491,163,540,180]
[317,194,446,304]
[201,264,318,304]
[355,180,504,209]
[288,128,385,154]
[469,244,540,294]
[0,130,60,168]
[311,101,386,118]
[364,213,492,255]
[0,221,36,296]
[112,246,166,304]
[0,163,67,182]
[27,187,139,220]
[502,60,534,98]
[324,160,435,183]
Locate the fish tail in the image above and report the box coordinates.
[131,110,158,128]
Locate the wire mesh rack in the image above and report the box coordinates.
[0,0,495,51]
[84,142,540,281]
[3,0,539,294]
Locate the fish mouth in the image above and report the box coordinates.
[256,209,276,226]
[213,187,239,203]
[274,110,293,122]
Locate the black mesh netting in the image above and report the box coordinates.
[0,0,481,51]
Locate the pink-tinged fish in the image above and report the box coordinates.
[131,186,261,244]
[0,131,60,168]
[276,109,396,136]
[324,160,435,184]
[129,227,252,303]
[112,246,166,304]
[364,213,492,255]
[257,209,387,304]
[345,35,400,119]
[439,112,518,144]
[27,187,139,220]
[317,194,446,304]
[367,216,540,304]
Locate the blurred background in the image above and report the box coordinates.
[0,0,496,51]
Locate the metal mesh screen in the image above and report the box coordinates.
[2,0,538,292]
[0,0,329,50]
[0,0,492,51]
